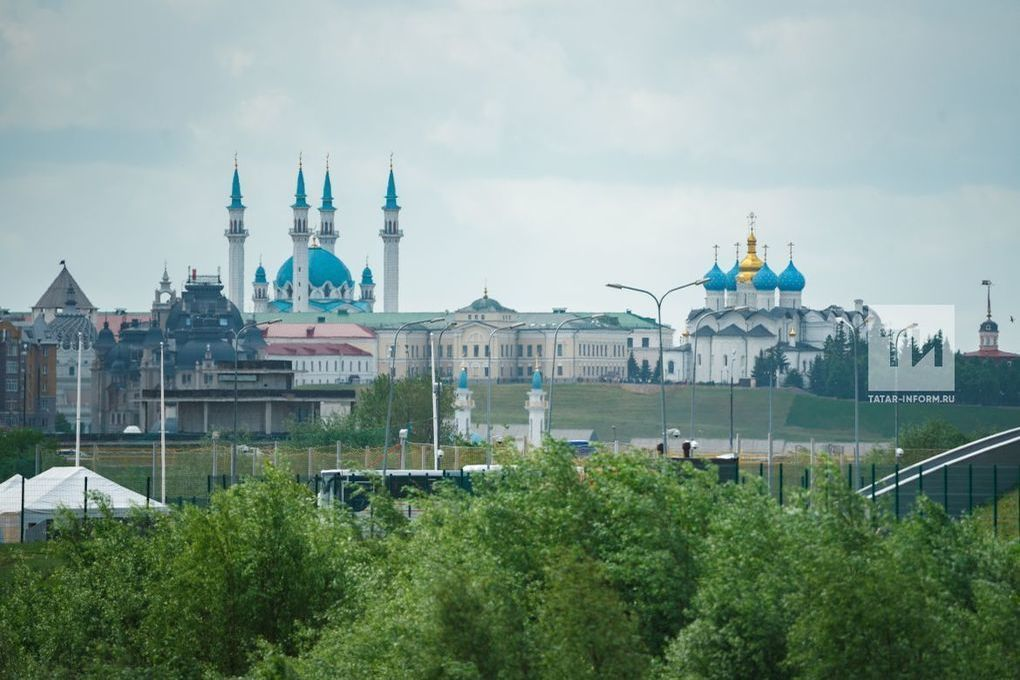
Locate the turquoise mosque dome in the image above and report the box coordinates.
[361,263,374,286]
[777,260,805,292]
[254,263,267,284]
[275,246,354,291]
[531,368,543,390]
[752,261,779,290]
[458,367,468,389]
[724,259,740,291]
[703,262,727,291]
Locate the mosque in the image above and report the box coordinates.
[225,156,397,316]
[673,213,870,386]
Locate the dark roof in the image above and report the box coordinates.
[264,342,371,357]
[747,324,776,338]
[457,293,516,314]
[716,324,746,337]
[34,266,95,311]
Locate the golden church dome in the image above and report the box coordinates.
[735,227,763,283]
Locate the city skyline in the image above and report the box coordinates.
[0,1,1017,350]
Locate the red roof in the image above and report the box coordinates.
[94,312,152,330]
[263,342,372,357]
[263,323,375,339]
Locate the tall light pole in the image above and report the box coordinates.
[486,322,525,465]
[766,328,796,492]
[75,332,83,467]
[607,280,708,457]
[159,341,166,503]
[384,317,444,471]
[229,318,281,479]
[430,321,457,469]
[892,323,917,453]
[838,315,869,489]
[548,314,605,435]
[689,306,747,441]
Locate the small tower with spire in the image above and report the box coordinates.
[252,258,269,313]
[525,368,547,449]
[359,258,376,312]
[290,155,311,313]
[454,366,474,438]
[225,155,249,312]
[152,263,177,327]
[379,155,404,313]
[318,155,338,254]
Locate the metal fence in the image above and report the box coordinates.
[737,461,1020,537]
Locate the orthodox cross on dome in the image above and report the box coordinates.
[747,211,757,232]
[762,244,769,262]
[712,244,719,262]
[787,241,794,260]
[982,279,993,319]
[733,241,740,260]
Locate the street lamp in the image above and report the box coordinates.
[75,332,83,467]
[548,314,606,435]
[486,322,525,465]
[689,306,748,441]
[892,323,918,453]
[430,321,457,470]
[607,279,708,457]
[767,327,797,492]
[229,318,281,479]
[837,315,870,489]
[384,317,445,471]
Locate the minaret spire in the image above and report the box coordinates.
[289,154,311,312]
[318,153,338,253]
[983,279,993,319]
[225,157,248,312]
[380,155,404,312]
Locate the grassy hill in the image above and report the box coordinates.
[480,383,1020,442]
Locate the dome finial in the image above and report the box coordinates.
[763,243,769,262]
[983,279,993,320]
[299,151,303,169]
[233,151,238,169]
[389,151,393,170]
[787,241,794,260]
[325,152,329,172]
[747,210,756,233]
[712,244,719,263]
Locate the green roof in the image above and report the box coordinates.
[251,309,668,331]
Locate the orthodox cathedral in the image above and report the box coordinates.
[225,156,401,316]
[678,213,869,386]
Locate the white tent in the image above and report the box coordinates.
[0,467,165,543]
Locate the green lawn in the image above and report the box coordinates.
[481,383,1020,442]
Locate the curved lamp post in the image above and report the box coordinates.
[229,318,281,479]
[486,322,525,465]
[430,321,457,469]
[384,317,445,471]
[689,306,748,440]
[607,279,708,457]
[892,323,917,453]
[837,314,870,489]
[548,314,606,435]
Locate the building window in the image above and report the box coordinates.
[517,366,524,377]
[557,365,563,376]
[483,366,489,377]
[536,345,543,357]
[557,344,563,357]
[5,378,16,392]
[641,337,650,348]
[462,345,467,358]
[473,345,479,358]
[723,355,728,366]
[668,360,675,373]
[527,345,533,357]
[626,338,633,349]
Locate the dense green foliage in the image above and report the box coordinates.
[955,353,1020,405]
[1,448,1017,678]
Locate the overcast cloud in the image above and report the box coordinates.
[0,0,1017,350]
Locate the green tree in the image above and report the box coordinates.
[627,353,640,382]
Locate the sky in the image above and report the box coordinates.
[0,0,1017,351]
